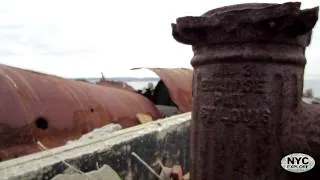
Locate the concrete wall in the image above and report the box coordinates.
[0,113,191,180]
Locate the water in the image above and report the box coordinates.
[304,79,320,97]
[126,81,159,90]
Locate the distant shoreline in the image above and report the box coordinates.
[72,77,320,97]
[71,77,160,82]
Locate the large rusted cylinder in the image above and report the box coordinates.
[172,2,319,180]
[0,64,161,161]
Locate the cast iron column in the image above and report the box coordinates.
[172,2,319,180]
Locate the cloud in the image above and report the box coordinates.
[0,25,24,29]
[0,49,21,56]
[0,0,318,78]
[40,49,96,57]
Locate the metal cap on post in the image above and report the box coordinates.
[172,2,319,180]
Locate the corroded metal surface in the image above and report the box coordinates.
[172,2,319,180]
[96,79,135,91]
[133,68,193,112]
[0,64,161,161]
[150,68,193,112]
[0,113,191,180]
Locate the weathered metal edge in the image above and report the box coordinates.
[0,112,191,180]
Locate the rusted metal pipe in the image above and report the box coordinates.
[0,64,161,161]
[132,68,193,112]
[172,2,319,180]
[149,68,193,113]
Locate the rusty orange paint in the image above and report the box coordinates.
[0,64,161,161]
[132,68,193,112]
[150,68,193,112]
[96,79,135,92]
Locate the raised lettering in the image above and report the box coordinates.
[200,78,266,94]
[199,106,271,127]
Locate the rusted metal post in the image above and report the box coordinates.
[172,2,319,180]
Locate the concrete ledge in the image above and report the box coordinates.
[0,113,191,180]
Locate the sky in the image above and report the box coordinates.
[0,0,319,78]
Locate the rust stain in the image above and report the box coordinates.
[0,64,161,161]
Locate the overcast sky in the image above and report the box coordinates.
[0,0,318,78]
